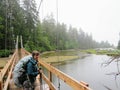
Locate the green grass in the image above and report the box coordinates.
[81,49,96,54]
[81,49,120,56]
[41,50,79,57]
[41,50,80,63]
[41,55,79,63]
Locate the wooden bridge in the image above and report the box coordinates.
[0,36,92,90]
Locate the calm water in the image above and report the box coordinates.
[51,54,120,90]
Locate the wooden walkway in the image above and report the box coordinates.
[9,75,49,90]
[0,48,92,90]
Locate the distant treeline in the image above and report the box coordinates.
[0,0,114,52]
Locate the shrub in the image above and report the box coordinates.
[0,50,11,57]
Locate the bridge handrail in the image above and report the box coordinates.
[22,48,92,90]
[0,49,18,90]
[39,60,91,90]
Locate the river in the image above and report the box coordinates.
[49,54,120,90]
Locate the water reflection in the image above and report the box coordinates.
[51,54,120,90]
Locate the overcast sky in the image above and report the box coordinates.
[36,0,120,46]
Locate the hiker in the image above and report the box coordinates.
[13,50,40,90]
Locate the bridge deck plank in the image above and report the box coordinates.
[9,75,49,90]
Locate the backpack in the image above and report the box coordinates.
[13,55,32,87]
[18,60,30,85]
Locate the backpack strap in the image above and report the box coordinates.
[22,59,30,70]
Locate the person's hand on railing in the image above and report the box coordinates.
[38,67,43,74]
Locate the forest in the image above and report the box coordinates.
[0,0,113,56]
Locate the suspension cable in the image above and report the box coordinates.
[37,0,43,14]
[5,0,8,50]
[56,0,61,90]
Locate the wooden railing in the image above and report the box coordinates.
[22,48,92,90]
[0,35,19,90]
[0,48,92,90]
[0,49,18,90]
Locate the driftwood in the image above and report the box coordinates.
[101,54,120,89]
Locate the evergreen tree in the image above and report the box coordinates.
[117,33,120,49]
[0,0,7,49]
[22,0,38,44]
[117,40,120,49]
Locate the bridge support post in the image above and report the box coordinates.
[48,64,52,90]
[80,81,89,87]
[48,71,52,90]
[48,71,52,82]
[0,73,3,90]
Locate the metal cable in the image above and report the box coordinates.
[56,0,61,90]
[37,0,43,14]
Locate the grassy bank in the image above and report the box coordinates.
[41,55,79,63]
[81,49,120,56]
[0,50,81,68]
[40,50,86,63]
